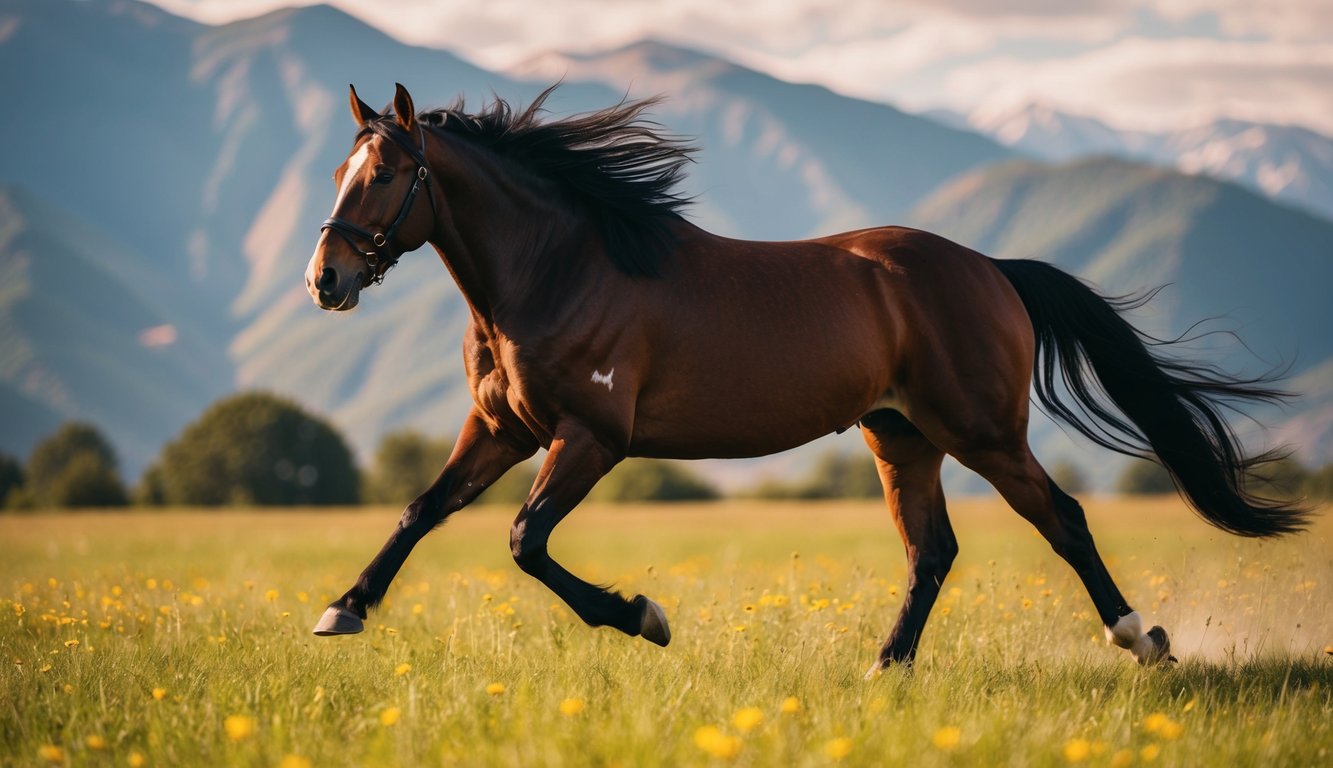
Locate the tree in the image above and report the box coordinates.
[1048,460,1088,494]
[591,459,719,502]
[364,429,537,506]
[0,453,23,509]
[1303,463,1333,500]
[24,422,128,508]
[365,429,453,505]
[1245,456,1308,501]
[750,451,883,500]
[1116,459,1176,495]
[153,392,359,506]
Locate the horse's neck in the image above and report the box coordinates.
[427,137,589,325]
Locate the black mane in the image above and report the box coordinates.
[369,86,696,277]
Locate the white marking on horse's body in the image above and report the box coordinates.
[591,368,615,391]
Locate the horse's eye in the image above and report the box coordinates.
[373,170,395,185]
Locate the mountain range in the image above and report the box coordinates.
[954,102,1333,223]
[2,0,1330,494]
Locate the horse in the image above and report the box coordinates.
[305,83,1308,673]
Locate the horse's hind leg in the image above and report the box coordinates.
[509,421,671,646]
[860,410,957,674]
[955,441,1174,664]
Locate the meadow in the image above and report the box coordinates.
[2,497,1329,767]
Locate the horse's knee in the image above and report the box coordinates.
[912,540,957,588]
[509,516,546,575]
[398,496,441,532]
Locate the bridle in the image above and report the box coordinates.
[320,123,437,285]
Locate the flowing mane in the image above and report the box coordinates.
[361,85,695,277]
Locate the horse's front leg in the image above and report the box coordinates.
[313,409,535,635]
[509,422,671,646]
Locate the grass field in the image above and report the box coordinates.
[2,497,1330,766]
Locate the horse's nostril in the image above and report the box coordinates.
[317,267,337,294]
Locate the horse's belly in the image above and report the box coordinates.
[627,357,887,459]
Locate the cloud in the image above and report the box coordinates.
[947,37,1333,133]
[146,0,1333,133]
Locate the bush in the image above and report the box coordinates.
[46,453,129,508]
[1246,456,1308,500]
[153,392,359,506]
[1048,460,1088,494]
[1116,459,1176,495]
[478,464,537,505]
[1303,464,1333,500]
[0,453,23,509]
[24,422,128,508]
[591,459,718,502]
[751,451,882,500]
[365,429,453,505]
[364,429,537,507]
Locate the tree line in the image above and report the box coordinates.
[2,392,1330,510]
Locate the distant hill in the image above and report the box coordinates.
[1,0,1328,493]
[0,187,231,466]
[911,156,1333,474]
[513,40,1012,238]
[0,1,1012,482]
[957,103,1333,222]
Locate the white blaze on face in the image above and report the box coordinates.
[591,368,615,391]
[307,142,374,295]
[333,142,374,211]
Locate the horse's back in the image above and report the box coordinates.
[621,224,1034,458]
[821,225,1038,450]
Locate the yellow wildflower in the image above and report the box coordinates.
[63,639,79,649]
[394,663,412,677]
[559,698,586,717]
[1141,743,1161,761]
[1063,738,1092,763]
[693,726,741,759]
[152,687,167,701]
[1143,713,1183,740]
[379,707,401,727]
[780,697,802,715]
[85,735,107,750]
[128,751,146,767]
[264,589,279,602]
[1110,749,1134,768]
[731,707,764,733]
[485,682,506,696]
[37,745,64,763]
[279,757,312,768]
[223,714,256,742]
[824,737,854,760]
[932,726,961,751]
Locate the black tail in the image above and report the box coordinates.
[991,258,1310,537]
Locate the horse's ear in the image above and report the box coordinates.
[393,83,417,133]
[348,84,378,128]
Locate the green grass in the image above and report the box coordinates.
[2,498,1330,766]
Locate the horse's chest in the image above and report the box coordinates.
[471,360,559,445]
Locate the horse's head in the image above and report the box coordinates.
[306,84,436,310]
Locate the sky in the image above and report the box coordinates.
[149,0,1333,134]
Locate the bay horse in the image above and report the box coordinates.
[305,84,1308,672]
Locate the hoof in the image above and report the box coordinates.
[312,605,364,636]
[635,595,671,647]
[1140,625,1176,665]
[863,662,883,681]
